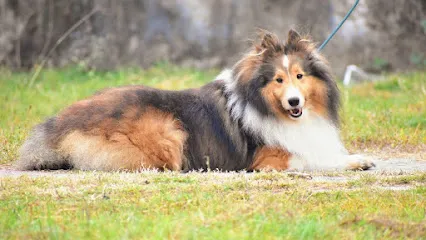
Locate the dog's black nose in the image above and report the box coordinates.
[288,97,300,107]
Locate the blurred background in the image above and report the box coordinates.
[0,0,425,77]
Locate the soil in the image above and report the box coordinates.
[1,158,425,178]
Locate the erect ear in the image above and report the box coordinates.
[255,29,283,53]
[286,29,301,45]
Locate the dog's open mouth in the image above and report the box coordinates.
[288,108,302,118]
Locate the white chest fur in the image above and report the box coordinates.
[242,105,350,170]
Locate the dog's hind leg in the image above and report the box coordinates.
[57,107,188,171]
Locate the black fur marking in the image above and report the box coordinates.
[246,75,270,116]
[239,64,276,117]
[32,160,74,170]
[111,110,124,119]
[205,100,237,156]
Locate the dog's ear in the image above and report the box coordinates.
[286,29,302,45]
[255,29,283,54]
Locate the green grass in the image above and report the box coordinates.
[341,73,426,152]
[0,66,426,239]
[1,171,426,239]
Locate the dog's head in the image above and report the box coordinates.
[231,29,340,125]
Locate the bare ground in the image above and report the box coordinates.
[1,157,426,189]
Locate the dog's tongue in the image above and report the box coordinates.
[291,109,300,115]
[289,108,302,118]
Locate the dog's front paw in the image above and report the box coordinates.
[345,155,376,171]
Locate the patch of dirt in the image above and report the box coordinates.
[1,159,426,181]
[352,143,426,160]
[371,159,426,172]
[377,185,413,191]
[312,176,348,183]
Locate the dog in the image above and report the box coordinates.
[16,29,374,172]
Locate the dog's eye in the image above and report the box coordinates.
[296,74,303,79]
[276,78,283,83]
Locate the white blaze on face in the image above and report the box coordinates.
[282,55,291,81]
[282,55,289,69]
[281,54,305,109]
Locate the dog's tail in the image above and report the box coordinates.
[15,119,71,170]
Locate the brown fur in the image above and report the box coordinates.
[234,30,284,83]
[50,86,146,145]
[250,147,291,171]
[58,107,187,171]
[258,59,328,124]
[233,55,262,85]
[261,64,329,121]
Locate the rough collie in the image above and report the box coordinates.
[16,29,374,172]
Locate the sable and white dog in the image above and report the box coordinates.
[16,30,374,172]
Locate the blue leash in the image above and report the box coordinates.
[318,0,360,51]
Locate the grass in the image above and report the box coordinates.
[340,73,426,155]
[1,171,426,239]
[0,66,426,239]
